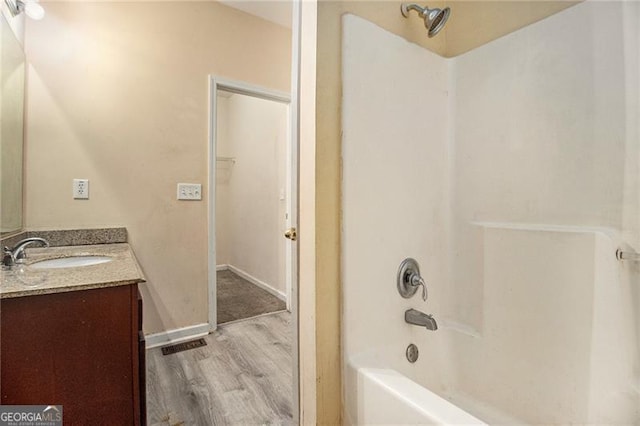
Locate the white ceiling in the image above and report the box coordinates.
[218,0,292,29]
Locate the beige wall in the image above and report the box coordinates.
[24,1,291,334]
[314,0,582,423]
[215,93,288,295]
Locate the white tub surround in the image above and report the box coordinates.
[342,3,639,424]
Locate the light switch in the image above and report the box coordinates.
[177,183,202,200]
[73,179,89,199]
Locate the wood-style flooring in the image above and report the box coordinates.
[217,270,286,324]
[146,311,293,426]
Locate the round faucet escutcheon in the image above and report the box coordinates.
[397,258,428,301]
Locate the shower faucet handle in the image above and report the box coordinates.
[397,258,428,301]
[410,273,428,301]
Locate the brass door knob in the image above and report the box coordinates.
[284,228,297,241]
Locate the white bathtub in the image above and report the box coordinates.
[346,357,487,426]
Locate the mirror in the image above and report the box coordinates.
[0,14,25,235]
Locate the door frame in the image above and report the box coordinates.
[208,77,292,332]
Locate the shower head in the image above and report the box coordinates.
[401,4,450,37]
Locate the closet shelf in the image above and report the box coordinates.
[216,156,236,164]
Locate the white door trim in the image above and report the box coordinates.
[207,77,293,332]
[289,1,302,422]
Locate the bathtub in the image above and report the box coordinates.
[345,356,487,426]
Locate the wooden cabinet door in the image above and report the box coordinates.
[1,285,140,425]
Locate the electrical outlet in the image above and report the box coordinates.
[73,179,89,199]
[177,183,202,200]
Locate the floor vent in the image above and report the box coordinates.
[161,338,207,356]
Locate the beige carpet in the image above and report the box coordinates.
[217,269,286,324]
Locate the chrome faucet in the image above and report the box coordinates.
[2,237,49,269]
[405,308,438,331]
[397,258,428,301]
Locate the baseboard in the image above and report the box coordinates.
[145,322,210,349]
[216,264,229,271]
[226,264,286,301]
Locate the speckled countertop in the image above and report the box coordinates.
[0,243,146,299]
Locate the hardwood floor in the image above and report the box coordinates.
[146,312,293,426]
[217,270,286,324]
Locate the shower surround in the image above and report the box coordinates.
[342,2,639,424]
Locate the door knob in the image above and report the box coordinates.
[284,228,297,241]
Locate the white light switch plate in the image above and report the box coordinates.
[177,183,202,200]
[73,179,89,199]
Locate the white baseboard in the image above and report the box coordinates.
[226,264,286,301]
[145,322,210,349]
[216,264,229,271]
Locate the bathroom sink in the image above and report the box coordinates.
[30,256,113,269]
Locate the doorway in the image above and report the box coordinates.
[208,78,294,330]
[146,78,298,425]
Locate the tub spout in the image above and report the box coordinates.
[405,309,438,331]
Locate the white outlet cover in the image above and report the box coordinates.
[73,179,89,199]
[177,183,202,201]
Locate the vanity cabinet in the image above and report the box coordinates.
[1,284,145,425]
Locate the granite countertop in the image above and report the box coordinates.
[0,243,146,299]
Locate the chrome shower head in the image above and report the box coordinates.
[401,4,450,37]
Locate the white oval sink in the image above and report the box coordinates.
[30,256,113,269]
